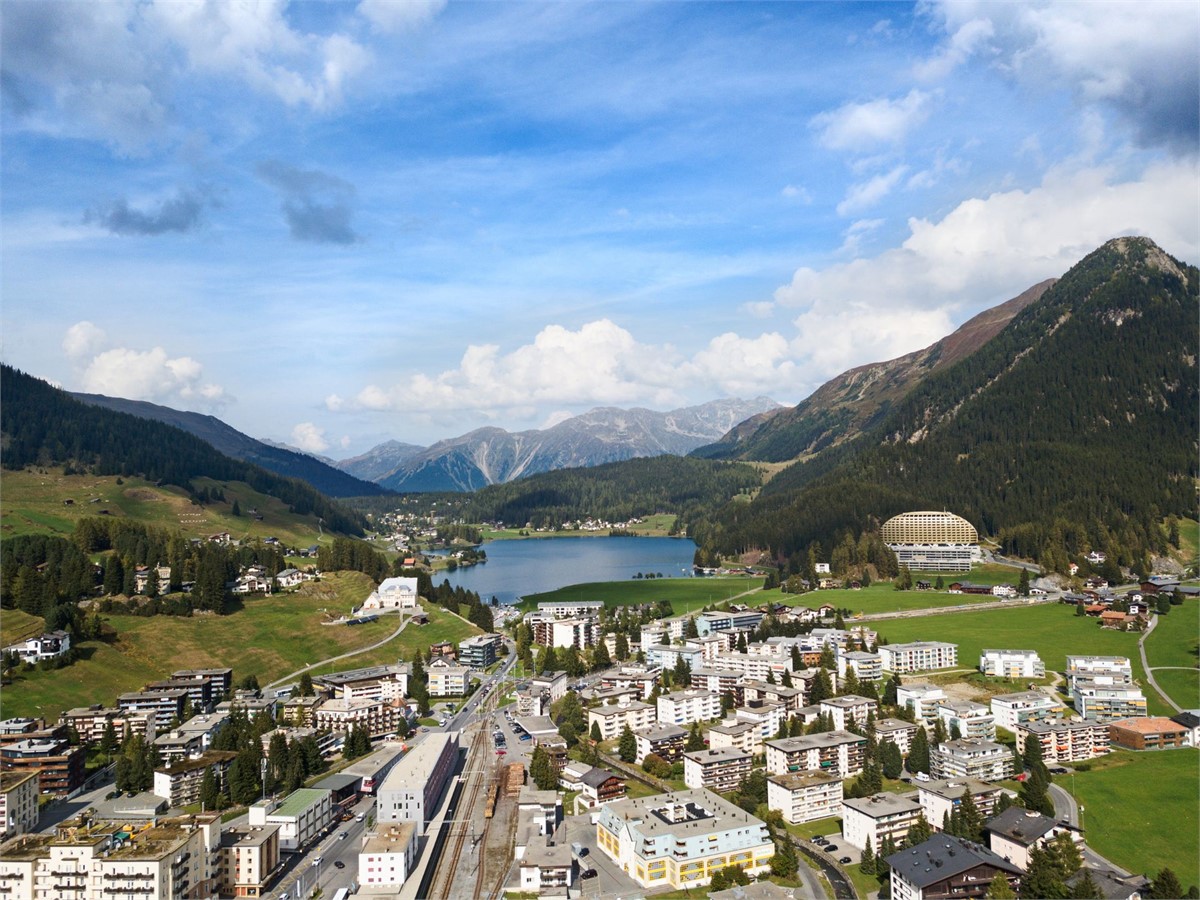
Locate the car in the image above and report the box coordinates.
[334,861,346,869]
[840,857,852,864]
[312,856,323,866]
[339,831,348,839]
[582,869,597,880]
[356,814,365,822]
[280,894,290,900]
[812,836,827,844]
[496,749,506,755]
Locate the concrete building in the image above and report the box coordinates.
[881,511,980,572]
[917,779,1002,830]
[0,772,38,837]
[735,701,787,743]
[536,600,604,619]
[740,680,805,712]
[312,697,401,737]
[936,700,996,742]
[517,835,575,892]
[312,664,409,703]
[601,666,662,700]
[708,721,762,756]
[990,692,1065,731]
[2,630,71,664]
[875,718,920,756]
[588,700,657,741]
[683,747,752,793]
[217,823,281,898]
[532,616,598,649]
[459,633,503,668]
[530,671,569,702]
[1017,719,1111,762]
[171,668,234,703]
[984,807,1083,871]
[153,750,238,807]
[248,788,333,853]
[633,724,687,764]
[595,788,774,889]
[765,731,867,778]
[358,822,418,895]
[1065,656,1132,688]
[517,785,563,836]
[837,649,883,683]
[896,684,947,729]
[377,732,460,833]
[0,738,86,795]
[117,689,189,731]
[426,660,470,697]
[766,771,842,824]
[645,643,705,672]
[886,834,1022,900]
[930,740,1013,782]
[842,792,923,851]
[145,676,213,713]
[1108,717,1190,751]
[691,667,745,699]
[61,705,121,744]
[979,649,1045,679]
[361,576,419,610]
[879,642,959,674]
[1071,677,1148,722]
[819,695,878,731]
[696,609,765,636]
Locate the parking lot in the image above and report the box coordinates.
[807,831,858,867]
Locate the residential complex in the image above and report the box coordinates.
[766,771,843,824]
[930,739,1014,782]
[358,822,418,894]
[917,778,1002,828]
[979,649,1046,679]
[1018,719,1112,762]
[990,692,1065,731]
[459,633,504,668]
[657,690,723,726]
[378,732,460,833]
[1070,677,1148,722]
[842,792,923,851]
[936,699,996,742]
[886,834,1022,900]
[248,788,333,853]
[765,731,867,779]
[880,642,959,673]
[0,772,38,838]
[1108,717,1190,751]
[588,700,657,741]
[683,747,752,793]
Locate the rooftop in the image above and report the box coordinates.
[157,750,238,776]
[362,822,417,855]
[522,836,573,869]
[984,807,1063,845]
[0,771,38,792]
[600,787,767,839]
[684,747,751,764]
[843,791,921,817]
[886,834,1023,889]
[767,771,841,791]
[766,730,865,752]
[270,788,331,819]
[820,695,875,708]
[917,778,998,800]
[875,717,918,732]
[380,733,459,792]
[221,824,280,849]
[634,723,686,740]
[1109,716,1187,734]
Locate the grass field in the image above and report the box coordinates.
[1152,668,1200,709]
[0,609,46,646]
[1174,518,1199,569]
[521,576,759,615]
[1145,600,1200,670]
[0,467,336,549]
[1068,749,1199,891]
[0,574,479,722]
[761,582,1002,616]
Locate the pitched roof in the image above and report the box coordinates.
[983,807,1060,845]
[886,834,1023,889]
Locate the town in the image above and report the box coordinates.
[0,510,1195,900]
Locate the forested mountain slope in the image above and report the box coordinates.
[692,237,1198,572]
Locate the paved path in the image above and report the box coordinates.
[858,596,1058,621]
[265,610,410,690]
[1049,783,1135,878]
[1137,614,1182,712]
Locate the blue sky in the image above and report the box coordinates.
[3,0,1197,455]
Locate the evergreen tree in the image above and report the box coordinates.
[299,672,315,697]
[529,745,557,790]
[199,766,219,810]
[789,716,805,737]
[907,727,930,775]
[618,725,637,763]
[766,669,776,685]
[99,719,118,758]
[905,814,932,847]
[810,668,834,703]
[985,872,1017,899]
[1018,568,1031,597]
[935,575,944,590]
[591,639,611,671]
[880,740,903,779]
[540,644,559,674]
[791,645,804,670]
[957,789,983,842]
[883,674,900,706]
[686,722,705,752]
[842,667,861,697]
[614,632,629,661]
[771,833,799,878]
[684,616,699,639]
[1070,868,1103,900]
[103,555,124,596]
[860,836,876,876]
[590,721,603,743]
[1149,869,1184,900]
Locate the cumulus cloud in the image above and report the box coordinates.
[64,322,229,409]
[291,422,330,453]
[679,333,798,399]
[773,159,1198,379]
[811,89,933,151]
[85,188,211,236]
[917,0,1199,153]
[837,166,907,216]
[358,0,446,34]
[256,160,360,244]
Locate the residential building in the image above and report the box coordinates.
[765,731,867,778]
[990,692,1065,731]
[1064,656,1132,689]
[378,732,460,833]
[1171,710,1200,746]
[518,836,575,892]
[577,766,627,810]
[248,788,333,853]
[879,642,959,673]
[361,576,419,610]
[2,631,71,664]
[881,511,980,572]
[530,671,569,702]
[979,649,1045,679]
[313,698,401,737]
[691,668,743,700]
[838,650,883,683]
[875,719,920,756]
[936,700,996,742]
[683,747,752,793]
[708,721,762,755]
[171,667,234,703]
[282,696,321,727]
[917,779,1002,830]
[657,689,724,726]
[646,644,705,672]
[819,695,878,731]
[707,651,788,682]
[984,807,1083,870]
[426,660,470,697]
[358,822,418,894]
[217,823,281,898]
[153,750,238,807]
[842,792,923,851]
[517,785,563,836]
[1017,719,1111,762]
[930,740,1013,782]
[117,689,189,730]
[595,788,774,889]
[536,600,604,619]
[736,700,787,742]
[312,664,409,703]
[640,620,685,648]
[1071,677,1147,722]
[766,771,842,824]
[696,609,765,636]
[896,684,947,729]
[602,666,662,700]
[0,738,86,795]
[886,834,1022,900]
[1108,717,1190,751]
[588,700,657,741]
[633,724,687,764]
[459,633,503,668]
[740,680,804,712]
[0,772,38,837]
[61,705,120,744]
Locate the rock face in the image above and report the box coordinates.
[345,397,782,492]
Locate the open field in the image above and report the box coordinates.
[1068,749,1199,891]
[0,609,45,647]
[761,583,1002,616]
[521,576,758,615]
[1174,518,1199,568]
[871,603,1173,715]
[1144,600,1200,670]
[1152,668,1199,709]
[0,573,478,722]
[0,467,337,549]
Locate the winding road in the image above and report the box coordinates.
[1137,614,1182,713]
[1049,783,1134,878]
[264,609,411,690]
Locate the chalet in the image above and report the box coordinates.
[886,834,1022,900]
[916,580,933,591]
[947,582,992,595]
[984,807,1082,870]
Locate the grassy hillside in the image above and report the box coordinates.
[0,609,45,647]
[1144,599,1200,708]
[1,468,337,550]
[0,574,479,722]
[522,576,759,617]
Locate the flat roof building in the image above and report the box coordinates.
[842,791,923,851]
[683,747,752,793]
[378,732,460,834]
[767,771,842,825]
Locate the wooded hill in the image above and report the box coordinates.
[1,366,366,537]
[691,237,1198,573]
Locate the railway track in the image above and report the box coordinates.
[426,731,489,899]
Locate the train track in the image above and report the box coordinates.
[426,731,489,899]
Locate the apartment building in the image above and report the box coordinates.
[896,683,947,729]
[917,778,1002,829]
[145,677,213,714]
[766,771,843,824]
[537,600,604,619]
[595,788,774,889]
[740,680,804,712]
[765,731,867,778]
[690,668,744,700]
[657,690,722,726]
[930,739,1014,782]
[640,619,685,648]
[117,689,189,731]
[358,822,418,893]
[313,698,401,736]
[984,808,1083,871]
[633,724,687,764]
[1071,677,1147,722]
[819,695,878,731]
[696,609,765,635]
[377,732,460,834]
[426,661,471,698]
[842,792,923,850]
[990,692,1065,731]
[645,644,705,672]
[0,772,38,837]
[838,650,884,683]
[879,642,958,674]
[707,721,762,756]
[588,701,657,741]
[936,700,996,742]
[248,789,333,853]
[875,718,920,756]
[459,633,504,668]
[532,616,598,649]
[1064,656,1132,689]
[518,836,575,891]
[153,751,239,807]
[602,666,662,700]
[171,668,234,703]
[0,738,86,795]
[312,664,409,703]
[217,823,280,898]
[979,650,1045,679]
[1108,717,1190,751]
[886,834,1022,900]
[1017,719,1111,762]
[683,747,752,793]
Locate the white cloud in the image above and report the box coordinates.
[839,218,885,255]
[789,304,954,381]
[680,332,798,398]
[913,16,995,81]
[358,0,446,34]
[811,89,933,151]
[325,393,346,411]
[291,422,330,453]
[339,435,352,449]
[75,344,229,409]
[837,166,907,216]
[742,301,776,319]
[62,321,108,360]
[781,184,812,203]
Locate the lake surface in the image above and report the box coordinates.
[438,535,698,605]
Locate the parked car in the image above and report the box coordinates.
[582,869,597,880]
[334,861,346,869]
[840,857,852,864]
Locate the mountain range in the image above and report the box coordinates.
[336,397,781,492]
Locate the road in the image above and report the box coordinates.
[268,794,376,899]
[265,609,411,690]
[1137,614,1181,713]
[1049,783,1134,878]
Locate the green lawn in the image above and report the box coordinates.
[761,583,1000,616]
[521,577,759,616]
[1068,749,1199,891]
[1,576,478,722]
[1152,668,1200,709]
[0,609,45,646]
[1145,600,1200,670]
